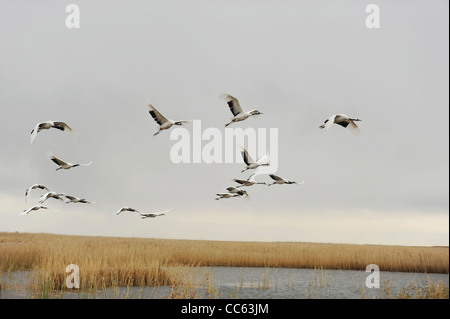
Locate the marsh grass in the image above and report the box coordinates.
[309,267,329,289]
[286,272,295,290]
[258,268,270,290]
[395,276,449,299]
[0,232,448,298]
[305,270,449,299]
[383,277,392,299]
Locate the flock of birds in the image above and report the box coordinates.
[20,121,96,216]
[214,146,302,201]
[218,94,360,200]
[19,93,362,219]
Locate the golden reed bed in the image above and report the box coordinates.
[0,232,448,291]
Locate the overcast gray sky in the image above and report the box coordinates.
[0,0,448,246]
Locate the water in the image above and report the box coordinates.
[196,267,448,299]
[1,267,448,299]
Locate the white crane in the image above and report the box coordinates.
[233,174,267,187]
[30,121,73,143]
[319,114,361,134]
[140,213,165,219]
[140,208,171,219]
[64,195,92,204]
[18,205,48,216]
[114,207,140,215]
[240,148,269,173]
[50,155,92,171]
[25,184,50,202]
[267,174,303,186]
[38,191,66,204]
[220,94,263,127]
[147,104,191,136]
[226,187,249,198]
[215,193,240,200]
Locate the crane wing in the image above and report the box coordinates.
[269,174,283,181]
[147,104,169,125]
[53,122,73,132]
[347,120,361,135]
[320,115,336,131]
[38,185,49,191]
[30,123,41,143]
[19,207,33,215]
[50,156,68,166]
[241,148,255,165]
[220,94,243,116]
[256,154,269,164]
[141,213,156,218]
[38,193,50,204]
[115,207,139,215]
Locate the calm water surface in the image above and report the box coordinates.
[1,267,448,299]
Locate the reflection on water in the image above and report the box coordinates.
[1,267,448,299]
